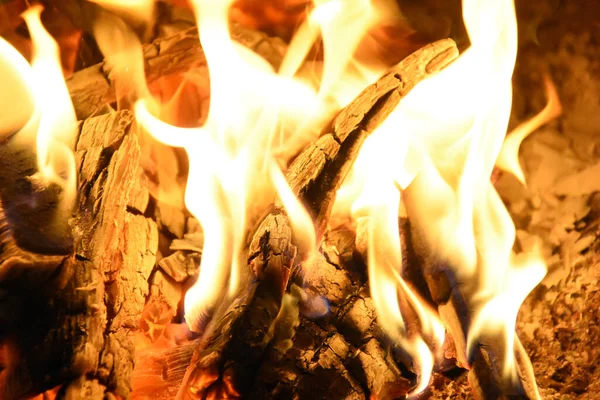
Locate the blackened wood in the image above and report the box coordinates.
[176,38,459,400]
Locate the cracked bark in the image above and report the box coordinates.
[0,110,158,400]
[175,39,459,399]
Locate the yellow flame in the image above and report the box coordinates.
[496,74,562,184]
[135,100,234,328]
[129,0,384,331]
[467,245,546,381]
[340,0,548,389]
[90,0,155,30]
[350,110,442,393]
[0,38,35,139]
[24,6,78,191]
[0,6,77,210]
[92,7,151,105]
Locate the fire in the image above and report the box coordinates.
[125,0,389,331]
[340,0,557,394]
[0,5,77,211]
[52,0,557,394]
[0,0,573,395]
[496,74,563,184]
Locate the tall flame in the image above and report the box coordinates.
[24,6,78,195]
[0,5,77,209]
[350,100,444,394]
[128,0,386,330]
[91,0,553,393]
[343,0,553,392]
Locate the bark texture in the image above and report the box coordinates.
[0,110,158,400]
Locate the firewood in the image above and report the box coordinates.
[132,338,199,399]
[399,211,540,400]
[249,237,413,400]
[131,229,414,399]
[66,23,287,120]
[176,38,459,399]
[0,110,158,400]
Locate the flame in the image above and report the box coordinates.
[90,0,155,30]
[350,106,443,394]
[496,74,562,184]
[128,0,385,331]
[0,6,77,210]
[341,0,548,392]
[0,36,35,139]
[92,6,151,107]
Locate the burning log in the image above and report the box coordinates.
[66,23,287,120]
[399,212,540,400]
[176,38,459,399]
[132,229,415,400]
[0,110,158,400]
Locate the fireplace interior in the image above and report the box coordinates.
[0,0,599,399]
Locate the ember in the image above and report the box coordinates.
[1,0,599,399]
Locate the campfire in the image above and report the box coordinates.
[1,0,598,399]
